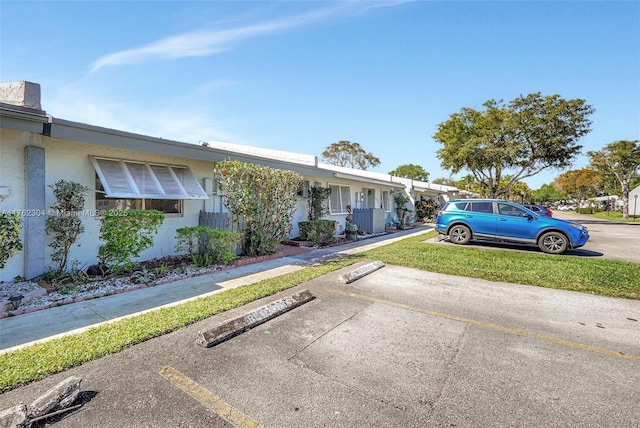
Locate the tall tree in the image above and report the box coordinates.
[434,92,594,198]
[555,169,603,207]
[321,141,380,170]
[588,140,640,218]
[388,164,430,181]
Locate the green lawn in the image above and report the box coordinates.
[582,211,639,223]
[363,232,640,299]
[1,230,638,393]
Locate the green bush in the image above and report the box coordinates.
[175,226,240,267]
[415,199,437,221]
[307,185,331,220]
[216,160,302,257]
[0,213,23,269]
[98,210,164,274]
[45,180,88,275]
[298,220,336,245]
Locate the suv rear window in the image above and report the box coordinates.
[470,202,494,213]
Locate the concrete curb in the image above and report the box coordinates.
[196,290,316,348]
[338,261,385,284]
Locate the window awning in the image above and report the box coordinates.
[90,156,208,199]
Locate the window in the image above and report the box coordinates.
[382,190,390,211]
[95,174,182,214]
[91,156,207,215]
[297,180,310,198]
[328,184,351,214]
[90,156,207,199]
[498,203,527,217]
[470,202,494,214]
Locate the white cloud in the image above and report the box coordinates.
[46,82,237,145]
[90,1,414,72]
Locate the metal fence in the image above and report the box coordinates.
[352,208,386,234]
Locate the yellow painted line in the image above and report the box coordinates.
[157,366,264,428]
[328,288,640,363]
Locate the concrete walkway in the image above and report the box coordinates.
[0,227,432,353]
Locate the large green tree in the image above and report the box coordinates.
[388,164,430,181]
[588,140,640,218]
[434,92,594,198]
[321,141,380,170]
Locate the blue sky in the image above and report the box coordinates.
[2,1,638,189]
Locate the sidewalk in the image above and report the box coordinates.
[0,227,432,353]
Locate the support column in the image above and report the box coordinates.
[24,146,45,279]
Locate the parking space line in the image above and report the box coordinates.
[157,366,264,428]
[328,288,640,362]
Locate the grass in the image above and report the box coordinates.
[1,230,639,393]
[581,211,639,223]
[363,232,640,299]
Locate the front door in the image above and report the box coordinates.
[362,188,375,209]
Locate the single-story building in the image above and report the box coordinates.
[587,195,624,209]
[0,81,461,282]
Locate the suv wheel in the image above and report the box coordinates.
[538,231,568,254]
[449,225,472,245]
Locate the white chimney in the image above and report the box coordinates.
[0,81,42,110]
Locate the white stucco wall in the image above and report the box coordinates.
[0,130,216,281]
[291,175,395,237]
[0,129,32,281]
[2,126,406,282]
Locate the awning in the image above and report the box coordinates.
[90,156,208,199]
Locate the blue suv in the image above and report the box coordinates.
[436,199,589,254]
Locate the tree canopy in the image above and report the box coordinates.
[388,164,430,182]
[554,169,603,206]
[321,141,380,170]
[532,183,566,205]
[588,140,640,218]
[433,92,594,198]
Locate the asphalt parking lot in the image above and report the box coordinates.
[2,262,638,427]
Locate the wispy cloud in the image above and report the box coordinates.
[90,1,413,72]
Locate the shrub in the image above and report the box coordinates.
[175,226,241,267]
[298,220,336,245]
[45,180,88,274]
[415,199,437,222]
[0,213,23,269]
[216,160,302,257]
[98,210,164,274]
[307,185,331,220]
